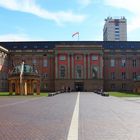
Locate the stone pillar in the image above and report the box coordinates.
[71,54,74,79]
[84,54,87,79]
[88,54,90,79]
[55,54,58,79]
[31,80,34,94]
[67,53,70,79]
[24,81,27,95]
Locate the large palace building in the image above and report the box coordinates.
[0,41,140,92]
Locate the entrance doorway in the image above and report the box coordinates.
[75,82,84,91]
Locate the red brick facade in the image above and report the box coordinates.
[0,41,140,92]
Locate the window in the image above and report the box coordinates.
[110,59,115,67]
[23,46,27,49]
[44,45,48,49]
[32,59,36,65]
[91,55,98,61]
[115,37,120,40]
[121,59,126,67]
[115,27,119,30]
[60,55,66,61]
[115,31,119,33]
[111,72,115,80]
[115,34,120,37]
[43,59,48,67]
[76,65,82,79]
[132,59,136,67]
[43,73,48,78]
[122,83,126,90]
[91,66,98,79]
[133,72,137,80]
[76,55,82,60]
[60,65,65,78]
[111,84,115,90]
[122,72,126,80]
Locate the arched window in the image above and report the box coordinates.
[91,66,98,79]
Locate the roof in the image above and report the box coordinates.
[10,64,38,76]
[0,41,140,50]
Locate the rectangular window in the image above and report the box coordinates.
[122,72,126,80]
[110,59,115,67]
[115,27,119,30]
[133,72,137,80]
[115,37,120,40]
[32,59,36,65]
[91,55,98,61]
[43,59,48,67]
[132,59,136,67]
[111,72,115,80]
[122,83,126,90]
[115,31,119,33]
[115,34,120,37]
[111,84,115,90]
[60,55,66,61]
[60,65,66,78]
[76,65,82,79]
[76,55,82,60]
[121,59,126,67]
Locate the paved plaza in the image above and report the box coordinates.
[0,92,140,140]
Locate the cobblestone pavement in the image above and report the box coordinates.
[79,92,140,140]
[1,92,140,140]
[0,93,77,140]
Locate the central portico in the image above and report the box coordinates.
[54,43,103,91]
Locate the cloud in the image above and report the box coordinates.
[0,0,85,24]
[77,0,92,6]
[104,0,140,32]
[104,0,140,14]
[0,33,31,41]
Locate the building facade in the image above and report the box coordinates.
[0,46,9,91]
[0,41,140,92]
[103,17,127,41]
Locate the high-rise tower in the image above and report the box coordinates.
[103,17,127,41]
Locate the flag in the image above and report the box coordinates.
[72,32,79,37]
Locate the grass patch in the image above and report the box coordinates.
[0,92,48,97]
[109,92,140,97]
[0,92,9,96]
[39,93,48,97]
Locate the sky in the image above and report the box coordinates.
[0,0,140,41]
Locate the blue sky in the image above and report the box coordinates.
[0,0,139,41]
